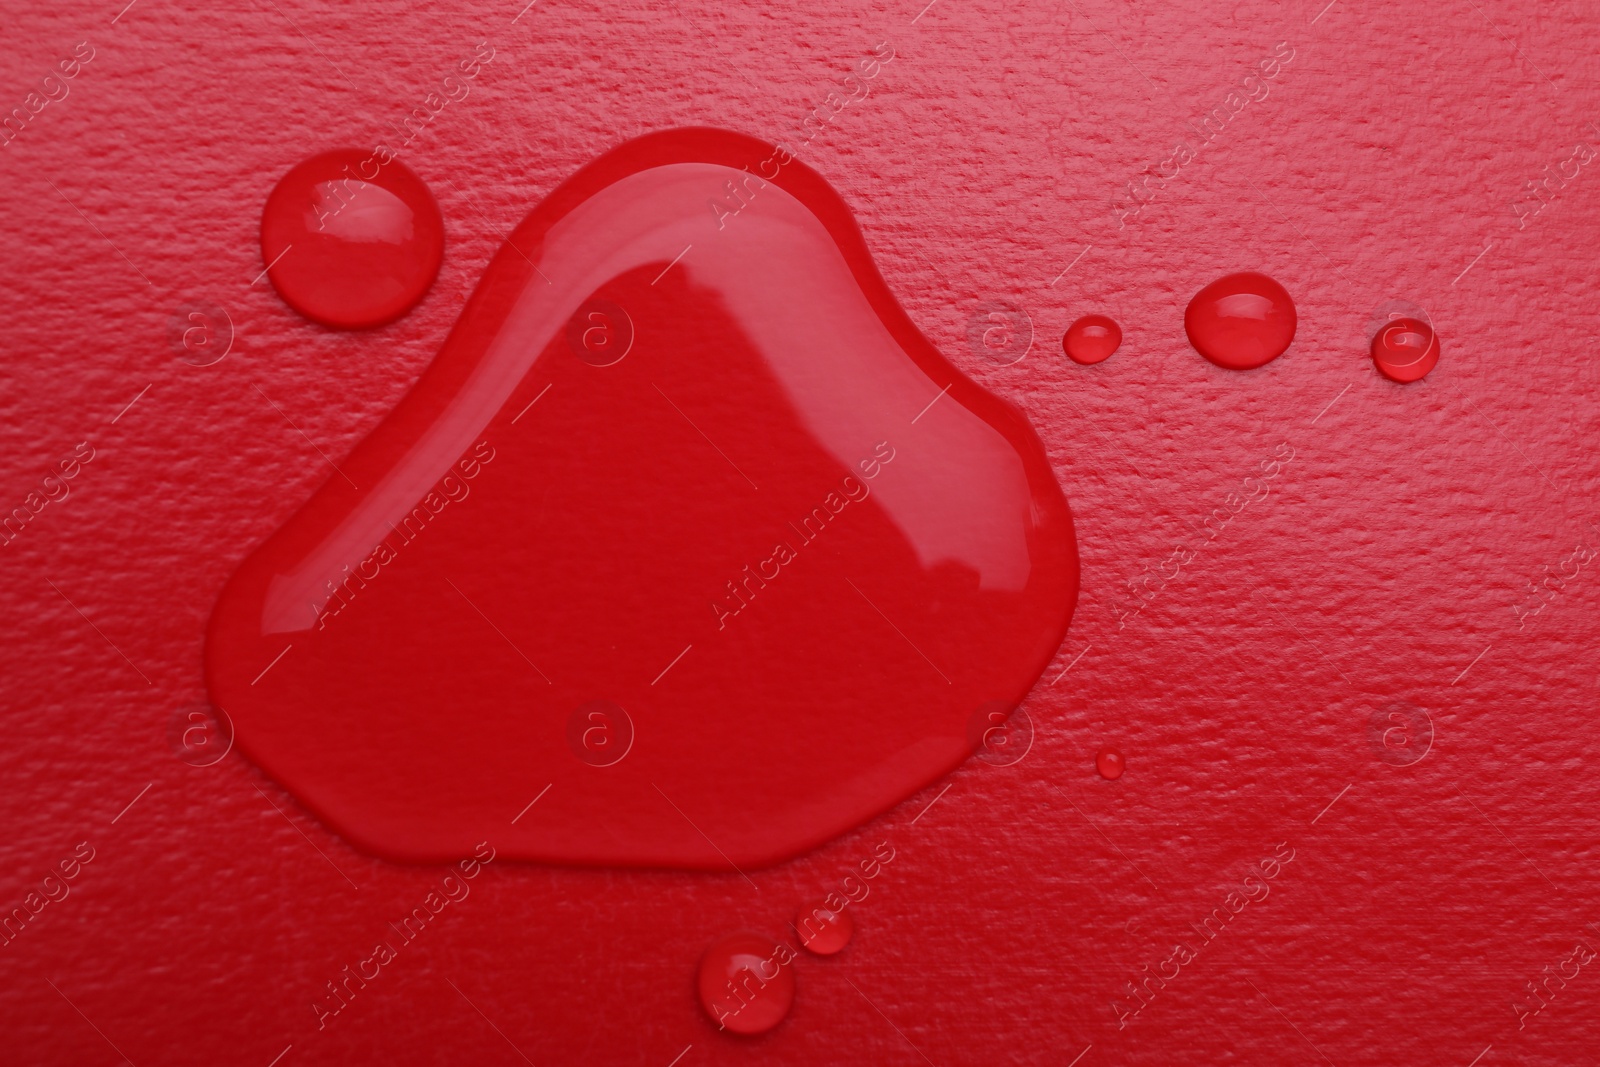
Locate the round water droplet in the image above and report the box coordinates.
[1096,747,1125,780]
[794,901,853,955]
[1184,272,1296,370]
[1062,314,1122,365]
[697,932,795,1034]
[260,149,444,329]
[1370,317,1440,383]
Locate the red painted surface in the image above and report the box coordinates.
[2,1,1599,1065]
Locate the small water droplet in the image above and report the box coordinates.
[697,932,795,1034]
[794,901,853,955]
[1370,317,1440,383]
[1062,314,1122,365]
[1096,747,1125,780]
[260,149,444,329]
[1184,272,1296,370]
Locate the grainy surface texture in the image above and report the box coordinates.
[2,1,1598,1064]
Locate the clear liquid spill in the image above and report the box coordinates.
[1062,314,1122,365]
[260,149,444,328]
[1370,316,1440,383]
[1096,747,1125,780]
[794,900,853,955]
[698,931,796,1034]
[207,129,1080,868]
[1184,272,1296,370]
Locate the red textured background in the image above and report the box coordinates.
[2,0,1598,1064]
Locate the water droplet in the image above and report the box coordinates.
[1370,317,1440,383]
[1184,272,1296,370]
[794,901,853,955]
[1062,314,1122,365]
[697,932,795,1034]
[260,149,444,329]
[208,129,1079,867]
[1096,747,1125,780]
